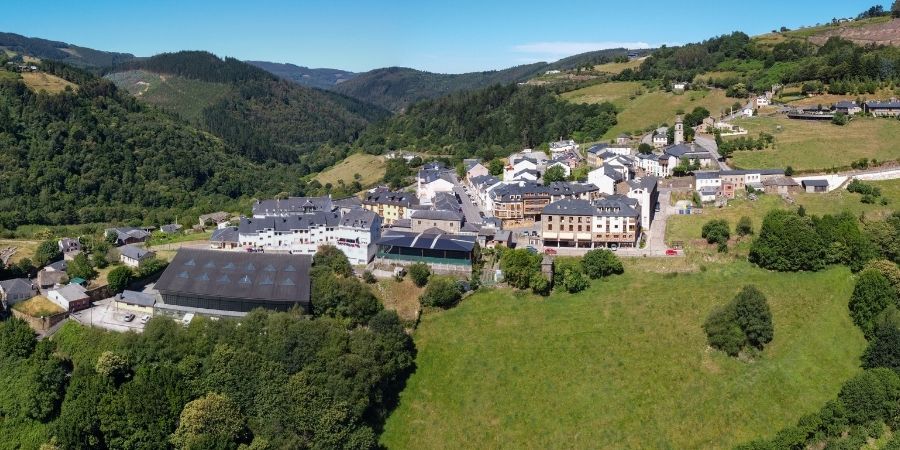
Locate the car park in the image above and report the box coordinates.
[123,313,135,322]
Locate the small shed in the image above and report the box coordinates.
[115,290,156,315]
[801,179,829,193]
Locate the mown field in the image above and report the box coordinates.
[20,71,76,94]
[104,70,230,123]
[728,116,900,171]
[381,260,865,449]
[313,152,386,188]
[592,58,644,74]
[561,82,736,139]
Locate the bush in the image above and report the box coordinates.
[749,210,825,272]
[849,269,896,338]
[312,245,353,277]
[500,249,542,290]
[703,285,773,355]
[529,274,550,296]
[552,257,582,288]
[408,263,431,287]
[703,303,745,356]
[559,268,589,294]
[362,270,377,284]
[701,219,730,251]
[832,112,849,125]
[736,216,753,236]
[420,276,462,308]
[106,266,133,294]
[582,249,624,279]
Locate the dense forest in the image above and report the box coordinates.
[107,51,389,163]
[619,31,900,94]
[0,31,135,68]
[330,64,549,112]
[0,61,312,229]
[354,83,618,159]
[245,61,358,90]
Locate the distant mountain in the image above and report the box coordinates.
[329,63,549,112]
[245,60,356,89]
[105,51,389,164]
[0,31,134,68]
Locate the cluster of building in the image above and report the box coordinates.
[786,99,900,120]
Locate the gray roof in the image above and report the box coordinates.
[470,175,500,187]
[376,231,476,253]
[199,211,230,223]
[252,197,333,217]
[513,169,541,178]
[411,210,464,222]
[333,196,363,209]
[720,169,785,176]
[587,144,609,154]
[53,284,88,302]
[542,198,596,216]
[118,290,156,307]
[627,176,658,191]
[835,101,858,109]
[699,187,719,194]
[155,249,311,305]
[364,189,418,207]
[418,168,453,184]
[463,159,481,171]
[0,278,33,297]
[802,179,829,187]
[119,245,154,261]
[866,100,900,109]
[339,208,380,229]
[107,227,151,242]
[160,224,182,233]
[45,260,67,272]
[694,171,721,180]
[391,219,412,229]
[210,227,240,243]
[240,212,341,234]
[664,143,695,158]
[594,195,640,218]
[432,192,461,212]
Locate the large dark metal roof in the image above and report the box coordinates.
[155,249,311,304]
[376,231,476,253]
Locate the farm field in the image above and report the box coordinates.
[381,261,865,449]
[0,239,39,264]
[313,153,386,188]
[667,178,900,252]
[104,70,230,122]
[562,82,736,139]
[20,71,76,94]
[728,116,900,171]
[592,57,644,74]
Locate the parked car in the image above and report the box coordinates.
[140,315,151,324]
[123,313,135,322]
[666,248,678,256]
[544,248,557,255]
[525,246,538,254]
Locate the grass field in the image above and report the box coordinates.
[728,116,900,171]
[374,278,423,322]
[12,295,64,317]
[562,83,736,139]
[20,71,76,94]
[105,70,231,123]
[381,261,866,449]
[314,153,386,188]
[592,58,644,74]
[0,239,39,264]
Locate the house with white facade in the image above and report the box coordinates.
[417,168,455,205]
[625,177,659,230]
[48,284,90,312]
[652,127,669,148]
[588,166,626,195]
[755,96,770,107]
[549,139,578,156]
[119,245,155,268]
[504,157,540,182]
[545,159,572,178]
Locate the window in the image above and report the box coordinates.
[548,224,553,231]
[569,225,574,231]
[577,225,582,232]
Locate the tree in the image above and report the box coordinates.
[832,112,849,126]
[637,143,654,155]
[863,260,900,296]
[863,320,900,372]
[383,159,411,189]
[560,268,589,293]
[837,368,900,425]
[529,273,550,296]
[849,269,896,338]
[749,210,825,272]
[701,219,730,250]
[24,341,69,422]
[106,266,133,293]
[703,303,745,356]
[543,165,567,185]
[419,276,462,308]
[66,252,97,281]
[34,240,62,267]
[733,286,773,349]
[488,159,505,176]
[0,317,36,358]
[311,272,382,326]
[893,0,900,18]
[312,245,353,278]
[170,393,248,449]
[407,263,431,287]
[95,351,130,383]
[582,249,624,279]
[500,249,541,289]
[736,216,753,237]
[784,166,794,176]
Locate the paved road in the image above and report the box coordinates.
[693,134,730,170]
[448,174,484,225]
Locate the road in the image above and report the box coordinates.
[448,174,484,225]
[693,134,730,170]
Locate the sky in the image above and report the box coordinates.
[0,0,878,73]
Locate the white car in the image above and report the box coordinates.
[139,315,151,324]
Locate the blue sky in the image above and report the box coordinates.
[0,0,878,73]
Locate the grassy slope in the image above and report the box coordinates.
[592,58,644,74]
[728,116,900,171]
[104,70,231,123]
[0,239,39,264]
[20,71,76,94]
[313,153,386,187]
[562,82,735,139]
[381,261,865,449]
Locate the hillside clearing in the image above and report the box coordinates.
[592,58,644,74]
[562,83,736,139]
[381,262,865,449]
[104,70,231,123]
[313,153,386,188]
[728,116,900,171]
[20,71,76,94]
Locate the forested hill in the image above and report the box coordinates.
[329,63,549,112]
[245,60,357,89]
[105,51,389,163]
[0,61,307,229]
[0,31,134,68]
[354,83,618,159]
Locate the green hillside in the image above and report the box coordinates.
[104,70,230,123]
[0,31,134,67]
[381,262,865,449]
[246,60,357,89]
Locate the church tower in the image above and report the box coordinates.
[674,115,684,145]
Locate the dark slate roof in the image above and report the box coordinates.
[432,192,461,212]
[463,159,481,171]
[333,196,363,209]
[53,284,88,302]
[160,224,182,233]
[835,101,859,109]
[418,168,452,184]
[513,169,541,178]
[363,189,418,207]
[594,195,640,218]
[423,161,445,170]
[587,143,609,154]
[45,260,67,271]
[542,198,596,216]
[239,212,341,234]
[411,210,464,221]
[119,245,154,261]
[664,143,695,158]
[548,181,598,195]
[376,231,476,253]
[155,249,311,305]
[866,100,900,109]
[720,169,785,176]
[802,179,829,187]
[107,227,151,242]
[252,196,333,216]
[118,290,156,307]
[210,227,240,243]
[694,171,721,180]
[470,175,500,187]
[339,208,380,229]
[627,176,658,191]
[0,278,33,297]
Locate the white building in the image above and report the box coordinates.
[504,157,540,182]
[239,203,382,265]
[626,177,659,230]
[48,284,90,312]
[119,245,155,268]
[755,96,770,107]
[652,127,669,148]
[588,166,626,195]
[549,139,578,156]
[417,168,455,205]
[545,159,572,178]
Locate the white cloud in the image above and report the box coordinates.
[512,41,655,56]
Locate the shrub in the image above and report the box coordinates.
[362,270,377,284]
[749,210,825,272]
[407,263,431,287]
[701,219,730,245]
[106,266,133,294]
[552,257,582,288]
[736,216,753,236]
[849,269,896,338]
[831,112,848,125]
[420,276,462,308]
[703,285,773,356]
[500,249,542,289]
[529,274,550,296]
[559,268,589,294]
[582,249,624,279]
